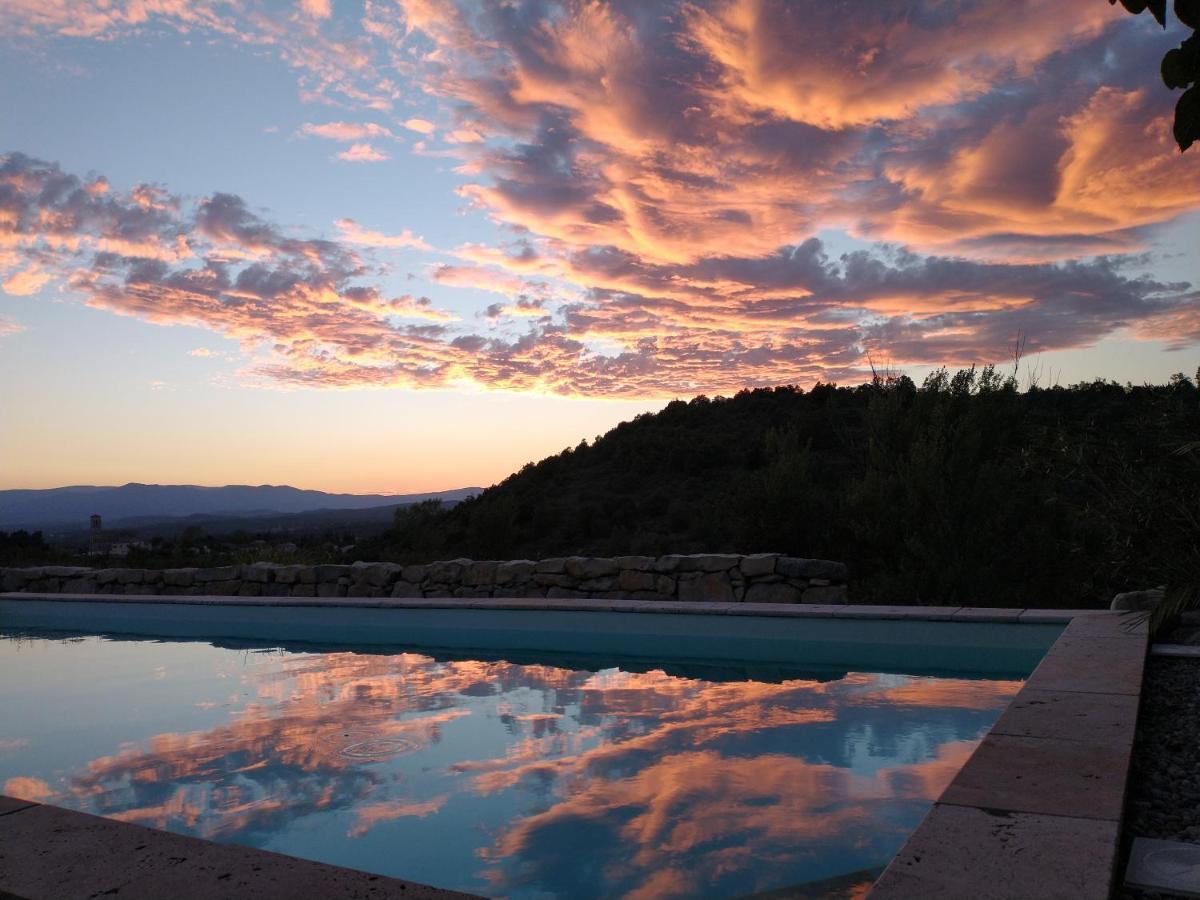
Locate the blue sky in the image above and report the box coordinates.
[1,0,1197,492]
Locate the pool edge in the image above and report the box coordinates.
[869,610,1148,899]
[0,795,480,899]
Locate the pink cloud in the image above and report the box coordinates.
[0,316,24,338]
[402,118,436,135]
[335,218,430,251]
[300,121,395,142]
[334,142,390,163]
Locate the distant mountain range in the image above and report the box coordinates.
[0,483,481,530]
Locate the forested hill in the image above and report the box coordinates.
[369,367,1200,609]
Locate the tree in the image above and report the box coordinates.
[1110,0,1200,150]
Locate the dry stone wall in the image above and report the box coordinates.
[0,554,848,604]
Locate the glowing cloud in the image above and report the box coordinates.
[335,142,390,163]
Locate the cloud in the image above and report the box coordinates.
[299,0,331,21]
[334,142,390,163]
[299,121,395,142]
[188,347,214,357]
[2,1,1199,396]
[3,151,1196,397]
[335,218,430,251]
[2,262,50,295]
[0,316,24,338]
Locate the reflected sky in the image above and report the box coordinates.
[0,631,1020,899]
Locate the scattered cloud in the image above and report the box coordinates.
[0,316,24,338]
[188,347,214,357]
[402,118,435,135]
[335,218,430,251]
[299,121,395,142]
[334,142,390,163]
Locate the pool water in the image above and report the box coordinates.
[0,629,1022,899]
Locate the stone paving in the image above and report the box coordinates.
[871,611,1148,899]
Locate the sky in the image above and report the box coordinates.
[0,0,1197,494]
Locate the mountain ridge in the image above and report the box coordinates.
[0,483,482,530]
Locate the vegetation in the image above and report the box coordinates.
[362,365,1200,609]
[1111,0,1200,150]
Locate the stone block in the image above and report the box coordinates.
[618,570,657,593]
[115,569,144,584]
[654,555,686,573]
[872,804,1119,899]
[777,557,848,582]
[547,586,585,599]
[428,559,470,582]
[237,583,262,597]
[162,568,196,587]
[210,580,241,595]
[744,582,803,604]
[390,581,422,598]
[453,586,491,598]
[194,566,240,582]
[613,556,655,570]
[940,732,1131,821]
[802,584,847,604]
[61,578,96,593]
[655,575,676,596]
[273,565,303,584]
[565,557,618,578]
[263,583,290,597]
[739,553,779,577]
[1,571,29,591]
[363,563,403,587]
[535,557,567,573]
[298,567,318,584]
[401,564,428,583]
[290,585,317,597]
[677,554,741,572]
[314,564,350,582]
[317,583,346,598]
[463,560,498,585]
[93,569,120,585]
[578,576,618,592]
[677,572,735,603]
[43,566,90,578]
[496,560,536,583]
[990,688,1140,746]
[242,564,274,583]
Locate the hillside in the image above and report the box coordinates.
[366,367,1200,608]
[0,484,481,530]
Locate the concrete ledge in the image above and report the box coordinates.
[0,797,476,899]
[871,611,1148,898]
[0,592,1105,623]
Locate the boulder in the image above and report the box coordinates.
[162,568,197,587]
[614,556,655,571]
[242,564,275,583]
[273,565,303,584]
[679,554,741,572]
[464,560,499,586]
[1111,588,1166,612]
[618,570,657,593]
[776,557,848,582]
[535,558,568,574]
[390,581,422,598]
[739,554,779,578]
[744,582,804,604]
[402,564,429,584]
[428,559,470,583]
[496,560,536,583]
[195,566,240,583]
[565,557,618,579]
[677,572,735,603]
[314,564,351,582]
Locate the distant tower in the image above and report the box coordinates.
[89,514,103,554]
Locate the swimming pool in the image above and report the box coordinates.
[0,601,1057,898]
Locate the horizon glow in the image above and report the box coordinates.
[1,1,1198,493]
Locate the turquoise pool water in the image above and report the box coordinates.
[0,617,1035,900]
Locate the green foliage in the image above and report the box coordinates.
[1113,0,1200,150]
[366,369,1200,609]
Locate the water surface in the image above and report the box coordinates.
[0,630,1021,898]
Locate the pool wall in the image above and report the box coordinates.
[0,593,1062,677]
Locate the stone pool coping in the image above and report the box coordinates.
[0,591,1085,623]
[870,608,1148,899]
[0,594,1144,898]
[0,795,478,899]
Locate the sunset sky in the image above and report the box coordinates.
[1,0,1197,493]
